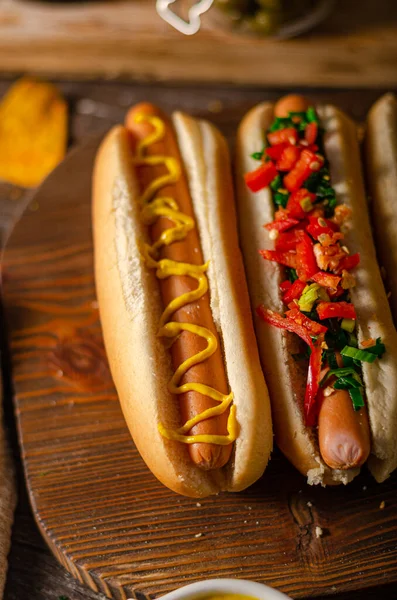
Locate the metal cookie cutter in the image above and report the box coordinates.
[156,0,213,35]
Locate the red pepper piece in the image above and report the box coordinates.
[284,149,324,193]
[283,279,306,304]
[306,143,319,153]
[256,306,313,348]
[300,142,319,153]
[268,128,298,146]
[276,145,301,171]
[306,215,339,240]
[276,231,297,252]
[276,229,301,252]
[274,207,288,220]
[327,286,345,299]
[286,188,316,219]
[285,308,328,335]
[264,217,300,233]
[296,232,318,282]
[305,121,318,145]
[280,280,292,293]
[311,271,341,290]
[244,161,278,192]
[265,143,288,161]
[305,336,324,427]
[316,301,356,320]
[335,252,360,274]
[259,249,297,268]
[257,299,326,428]
[282,280,306,304]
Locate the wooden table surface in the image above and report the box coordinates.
[2,0,397,87]
[1,78,397,600]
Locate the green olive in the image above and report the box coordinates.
[242,9,279,34]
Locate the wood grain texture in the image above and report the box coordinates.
[2,86,397,600]
[1,0,397,86]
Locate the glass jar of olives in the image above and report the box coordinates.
[207,0,335,37]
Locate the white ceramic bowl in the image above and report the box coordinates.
[159,579,293,600]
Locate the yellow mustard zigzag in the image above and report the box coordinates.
[133,113,236,445]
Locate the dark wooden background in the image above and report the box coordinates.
[1,78,397,600]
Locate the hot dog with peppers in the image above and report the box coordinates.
[236,95,397,485]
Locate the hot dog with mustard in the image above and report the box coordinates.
[93,103,272,497]
[236,95,397,485]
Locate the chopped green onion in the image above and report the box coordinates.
[251,150,264,160]
[305,171,322,192]
[317,183,335,198]
[342,354,354,368]
[365,337,386,358]
[289,111,307,120]
[349,388,365,411]
[300,196,313,212]
[306,106,319,123]
[287,111,308,131]
[269,117,294,132]
[325,327,348,351]
[326,350,338,370]
[324,196,338,218]
[317,287,330,302]
[341,345,378,364]
[274,193,289,208]
[341,318,355,333]
[320,367,362,388]
[285,267,298,283]
[333,376,362,390]
[270,174,283,191]
[348,332,358,347]
[298,283,320,312]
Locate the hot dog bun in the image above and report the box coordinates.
[93,109,272,497]
[365,93,397,324]
[236,101,397,485]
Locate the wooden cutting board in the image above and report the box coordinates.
[3,132,397,600]
[2,0,397,86]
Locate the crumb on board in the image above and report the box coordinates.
[307,501,313,507]
[315,526,323,538]
[380,501,386,510]
[194,533,203,538]
[196,502,201,507]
